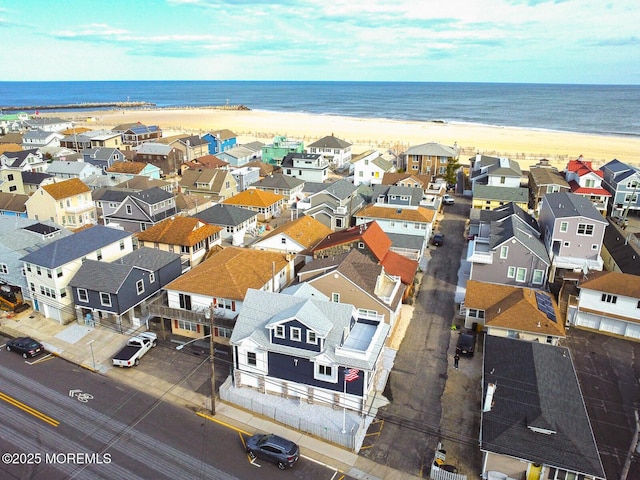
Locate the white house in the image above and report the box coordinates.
[353,151,394,186]
[281,152,329,183]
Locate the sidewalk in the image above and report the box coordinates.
[0,308,419,480]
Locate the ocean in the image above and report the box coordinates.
[1,81,639,137]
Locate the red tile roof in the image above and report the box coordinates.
[566,157,604,178]
[312,221,392,261]
[568,180,611,196]
[380,250,418,285]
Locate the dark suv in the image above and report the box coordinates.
[246,433,300,470]
[456,331,475,356]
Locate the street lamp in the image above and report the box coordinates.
[176,307,216,415]
[87,340,96,370]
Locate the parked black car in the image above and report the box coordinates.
[6,337,44,358]
[246,433,300,470]
[456,331,475,356]
[431,233,445,246]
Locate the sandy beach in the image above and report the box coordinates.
[59,108,640,169]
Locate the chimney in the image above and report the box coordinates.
[483,383,496,412]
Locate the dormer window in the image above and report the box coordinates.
[315,363,337,382]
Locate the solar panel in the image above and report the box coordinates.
[535,291,557,322]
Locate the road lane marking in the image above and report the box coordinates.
[0,391,59,427]
[27,353,54,365]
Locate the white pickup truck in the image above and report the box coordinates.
[112,332,157,367]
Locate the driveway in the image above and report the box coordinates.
[360,195,482,477]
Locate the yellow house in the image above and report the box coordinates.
[26,178,97,229]
[471,185,529,211]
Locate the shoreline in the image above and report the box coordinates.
[49,107,640,168]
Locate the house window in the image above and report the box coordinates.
[601,293,617,304]
[507,266,516,278]
[149,273,155,283]
[179,293,192,310]
[358,242,365,249]
[0,263,7,274]
[515,267,527,283]
[559,221,568,233]
[281,237,287,244]
[467,309,485,319]
[500,246,508,259]
[332,293,340,303]
[307,331,317,345]
[563,241,570,247]
[176,319,198,332]
[247,351,257,366]
[500,176,506,184]
[119,239,125,250]
[100,292,111,307]
[56,267,63,278]
[136,279,144,295]
[577,223,594,236]
[77,288,88,302]
[335,218,343,229]
[290,327,301,342]
[96,249,103,261]
[532,269,545,285]
[126,205,132,215]
[274,325,285,338]
[585,178,595,188]
[317,364,333,379]
[181,245,190,254]
[591,244,598,250]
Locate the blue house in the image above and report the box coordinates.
[68,247,181,329]
[230,285,389,424]
[203,129,237,155]
[600,159,640,217]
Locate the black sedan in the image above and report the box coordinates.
[5,337,44,358]
[246,433,299,470]
[431,233,445,246]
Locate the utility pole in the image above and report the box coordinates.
[208,304,216,416]
[621,409,639,480]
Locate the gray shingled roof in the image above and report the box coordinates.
[136,143,172,155]
[117,246,180,271]
[405,142,458,157]
[0,217,72,256]
[193,203,257,226]
[482,336,605,479]
[307,135,352,149]
[543,192,607,222]
[20,225,131,268]
[489,215,550,264]
[478,202,540,233]
[254,174,304,190]
[132,187,173,204]
[529,166,570,188]
[323,178,358,200]
[473,185,529,202]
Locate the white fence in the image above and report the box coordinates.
[430,463,468,480]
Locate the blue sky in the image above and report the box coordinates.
[1,0,638,83]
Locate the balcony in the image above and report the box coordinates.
[64,202,95,214]
[466,239,493,264]
[147,292,237,330]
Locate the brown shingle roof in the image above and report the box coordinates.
[260,216,332,249]
[355,205,436,223]
[0,143,24,154]
[107,161,148,174]
[464,280,565,337]
[165,247,290,299]
[223,189,284,208]
[579,270,640,298]
[135,216,221,246]
[42,178,90,200]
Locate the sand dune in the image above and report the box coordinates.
[60,108,640,169]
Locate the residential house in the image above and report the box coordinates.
[222,189,285,222]
[26,178,97,229]
[470,154,523,192]
[0,167,25,194]
[82,147,127,172]
[352,151,394,186]
[229,286,389,427]
[307,134,352,170]
[84,173,134,191]
[380,172,446,207]
[181,154,229,173]
[251,174,304,206]
[178,167,238,202]
[467,203,550,288]
[527,159,571,215]
[20,225,134,323]
[405,142,459,179]
[159,247,295,339]
[481,336,605,480]
[601,226,640,275]
[251,216,332,260]
[192,204,258,246]
[21,171,53,194]
[262,136,304,165]
[103,187,178,233]
[463,280,564,343]
[69,247,181,329]
[107,160,162,179]
[22,129,63,149]
[298,248,405,331]
[0,217,72,302]
[230,165,261,192]
[136,216,223,272]
[173,192,215,216]
[120,124,162,147]
[203,129,237,155]
[87,130,124,149]
[567,270,640,339]
[241,141,264,162]
[297,179,365,231]
[600,158,640,217]
[159,134,209,164]
[281,152,329,183]
[472,184,529,211]
[92,188,131,223]
[45,160,102,180]
[0,149,47,173]
[311,221,419,298]
[135,142,180,175]
[24,116,73,132]
[538,192,607,282]
[564,156,611,215]
[0,192,29,217]
[215,145,258,167]
[60,131,95,152]
[115,175,175,193]
[0,112,28,134]
[0,133,24,145]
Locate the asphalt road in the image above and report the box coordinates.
[0,338,354,480]
[360,196,475,477]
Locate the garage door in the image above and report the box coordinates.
[626,323,640,339]
[575,312,600,330]
[600,318,626,335]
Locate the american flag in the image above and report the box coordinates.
[344,368,359,382]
